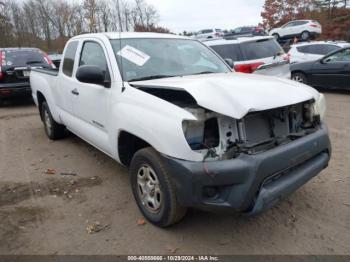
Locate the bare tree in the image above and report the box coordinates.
[83,0,99,33]
[98,0,111,32]
[0,0,163,50]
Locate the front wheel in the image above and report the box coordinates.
[130,147,187,227]
[41,101,66,140]
[292,72,307,84]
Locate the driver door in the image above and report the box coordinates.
[70,40,113,154]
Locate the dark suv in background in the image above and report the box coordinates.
[0,48,54,104]
[225,26,267,38]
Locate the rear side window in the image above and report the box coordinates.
[3,50,47,67]
[297,44,340,55]
[62,41,78,77]
[241,27,253,33]
[240,39,283,60]
[210,44,244,62]
[294,21,308,26]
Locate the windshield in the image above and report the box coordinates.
[110,38,230,82]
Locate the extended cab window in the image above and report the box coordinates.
[62,41,78,77]
[79,41,110,80]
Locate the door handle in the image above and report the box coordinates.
[71,88,79,96]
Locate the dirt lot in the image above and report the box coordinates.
[0,93,349,255]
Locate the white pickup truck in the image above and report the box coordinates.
[30,32,331,227]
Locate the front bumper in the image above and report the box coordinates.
[162,125,331,215]
[0,82,31,98]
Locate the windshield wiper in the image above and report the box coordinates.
[128,75,176,82]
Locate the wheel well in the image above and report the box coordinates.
[291,70,305,76]
[37,91,46,120]
[118,131,151,167]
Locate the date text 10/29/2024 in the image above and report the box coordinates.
[127,256,219,261]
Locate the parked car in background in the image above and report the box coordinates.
[226,26,267,37]
[206,36,291,78]
[0,47,54,103]
[269,20,322,41]
[194,29,224,40]
[291,47,350,90]
[31,32,330,227]
[48,53,62,68]
[288,41,350,64]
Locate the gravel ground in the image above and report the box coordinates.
[0,92,349,255]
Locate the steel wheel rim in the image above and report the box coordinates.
[137,164,162,213]
[44,109,52,135]
[293,75,304,83]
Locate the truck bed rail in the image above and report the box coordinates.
[31,68,58,76]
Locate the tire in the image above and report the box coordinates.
[300,31,310,41]
[292,72,307,84]
[272,33,280,41]
[41,101,65,140]
[130,147,187,227]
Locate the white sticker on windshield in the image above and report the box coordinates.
[117,45,150,66]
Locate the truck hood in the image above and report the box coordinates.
[130,72,319,119]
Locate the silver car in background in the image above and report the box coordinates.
[205,36,291,79]
[194,29,224,40]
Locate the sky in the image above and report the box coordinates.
[145,0,265,33]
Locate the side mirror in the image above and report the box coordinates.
[320,57,331,64]
[76,65,110,87]
[224,58,234,68]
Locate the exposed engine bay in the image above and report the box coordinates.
[182,101,320,161]
[136,86,321,161]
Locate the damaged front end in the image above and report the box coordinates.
[133,84,325,162]
[182,100,322,161]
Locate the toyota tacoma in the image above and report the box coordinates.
[30,33,331,227]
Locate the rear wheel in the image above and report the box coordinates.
[41,101,65,140]
[300,31,310,41]
[292,72,307,84]
[272,33,280,41]
[130,147,187,227]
